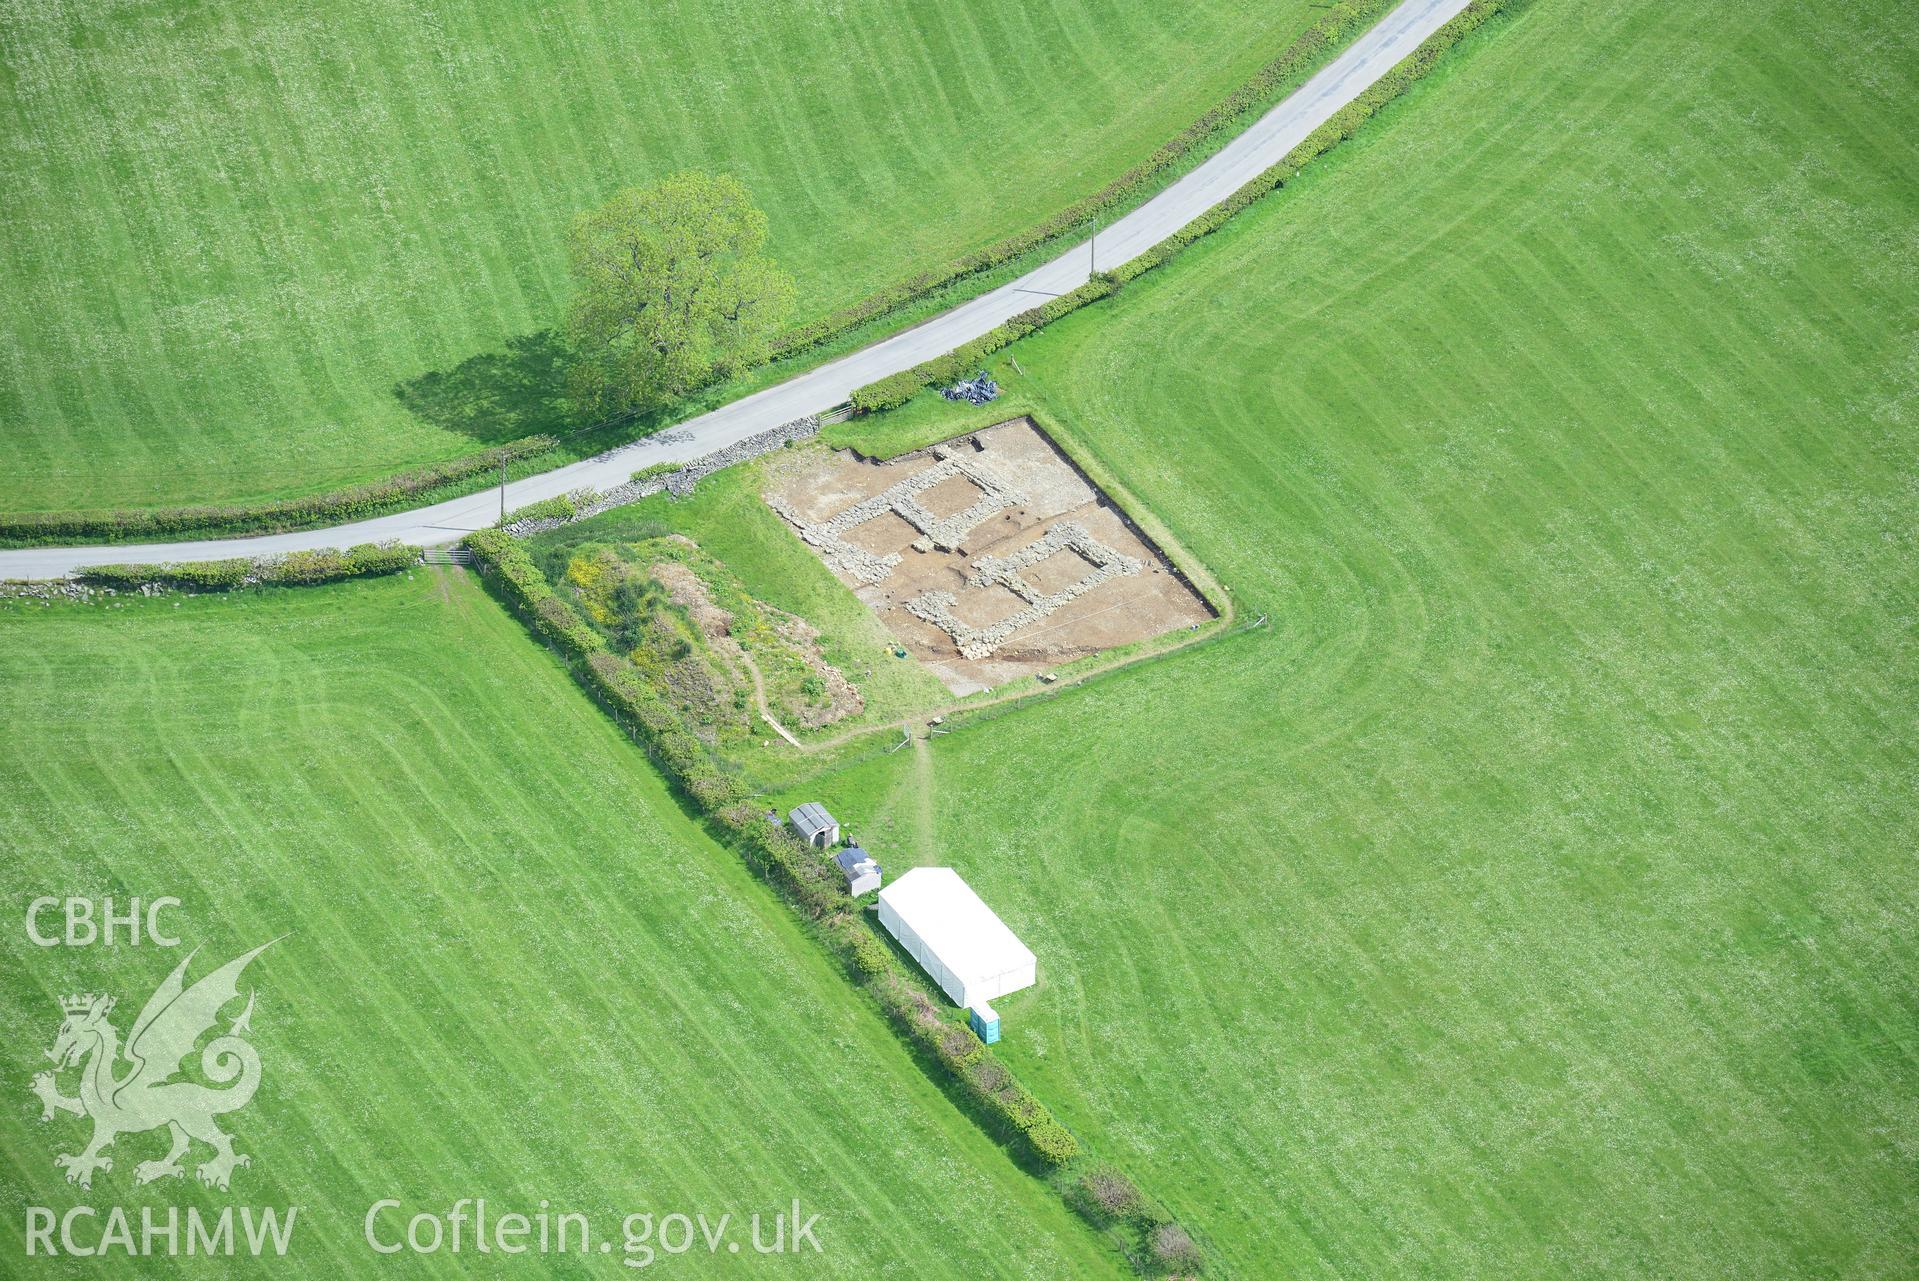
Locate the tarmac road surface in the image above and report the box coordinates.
[0,0,1472,580]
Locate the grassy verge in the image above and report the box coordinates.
[71,543,418,591]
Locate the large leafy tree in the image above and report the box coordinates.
[565,172,796,418]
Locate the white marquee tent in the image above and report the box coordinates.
[877,867,1036,1007]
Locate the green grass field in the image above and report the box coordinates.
[5,0,1917,1275]
[798,0,1919,1273]
[0,572,1116,1277]
[0,0,1327,515]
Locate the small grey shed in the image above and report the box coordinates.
[788,802,840,848]
[835,846,883,897]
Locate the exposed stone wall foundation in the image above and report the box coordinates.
[902,522,1141,659]
[767,451,1023,585]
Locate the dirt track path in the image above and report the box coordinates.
[909,729,937,862]
[739,649,803,749]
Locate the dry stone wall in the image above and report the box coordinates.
[502,415,822,538]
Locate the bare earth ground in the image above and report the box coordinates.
[766,417,1212,694]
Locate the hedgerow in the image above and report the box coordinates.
[78,559,253,592]
[771,0,1397,363]
[1,436,556,548]
[1076,1166,1147,1226]
[848,0,1509,415]
[1065,1160,1214,1274]
[499,493,579,526]
[629,461,679,486]
[77,542,419,591]
[338,542,424,577]
[847,370,922,415]
[845,929,891,979]
[1025,1120,1082,1170]
[848,276,1120,412]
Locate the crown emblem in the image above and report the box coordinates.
[60,994,95,1015]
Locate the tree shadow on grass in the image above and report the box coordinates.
[393,327,781,464]
[393,330,576,445]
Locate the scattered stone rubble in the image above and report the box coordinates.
[502,414,822,538]
[902,522,1141,659]
[0,580,116,602]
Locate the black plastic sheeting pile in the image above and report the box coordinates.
[941,371,999,406]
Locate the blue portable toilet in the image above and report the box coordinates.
[968,1001,1000,1045]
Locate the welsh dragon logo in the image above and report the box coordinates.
[31,941,276,1192]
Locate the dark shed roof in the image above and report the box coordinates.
[836,845,877,873]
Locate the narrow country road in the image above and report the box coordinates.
[0,0,1471,581]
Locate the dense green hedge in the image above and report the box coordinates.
[858,962,1086,1168]
[270,543,422,584]
[849,275,1119,412]
[773,0,1396,363]
[78,542,419,591]
[465,526,1086,1174]
[1,436,556,548]
[78,559,253,592]
[848,0,1508,414]
[499,493,579,526]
